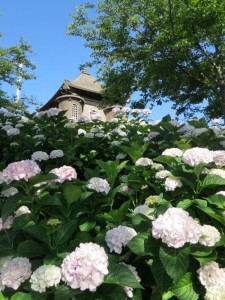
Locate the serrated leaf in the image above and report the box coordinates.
[22,224,49,244]
[171,273,198,300]
[196,205,225,226]
[10,293,33,300]
[151,258,172,293]
[177,199,192,209]
[206,195,225,209]
[63,183,81,206]
[127,232,153,256]
[36,195,62,207]
[201,174,225,190]
[1,195,25,222]
[54,285,81,300]
[16,240,45,258]
[79,220,96,232]
[159,246,189,283]
[55,220,77,245]
[104,263,143,289]
[28,173,58,186]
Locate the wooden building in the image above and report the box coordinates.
[40,69,117,121]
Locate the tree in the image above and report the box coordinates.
[0,35,36,112]
[67,0,225,120]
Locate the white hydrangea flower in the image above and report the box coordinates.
[49,150,64,159]
[151,163,164,171]
[0,216,14,230]
[14,206,31,217]
[1,257,31,290]
[95,132,105,138]
[1,187,18,197]
[152,207,202,248]
[155,170,171,179]
[147,131,160,140]
[30,264,61,292]
[209,168,225,179]
[7,128,20,136]
[31,151,49,162]
[46,107,61,117]
[87,177,110,194]
[216,191,225,196]
[194,128,208,136]
[205,285,225,300]
[85,132,94,138]
[212,150,225,167]
[116,153,126,160]
[1,125,13,131]
[182,148,214,166]
[199,225,221,247]
[105,225,137,254]
[197,262,225,288]
[162,148,183,157]
[135,157,153,166]
[133,205,155,220]
[61,242,108,291]
[78,128,86,135]
[165,177,183,191]
[111,141,121,146]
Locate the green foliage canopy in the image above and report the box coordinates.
[68,0,225,119]
[0,36,36,112]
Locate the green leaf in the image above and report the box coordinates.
[10,293,33,300]
[0,293,7,300]
[196,206,225,226]
[94,284,128,300]
[127,232,154,256]
[36,195,62,207]
[206,195,225,209]
[79,220,96,232]
[1,195,25,222]
[159,246,189,283]
[171,273,198,300]
[63,183,81,206]
[54,285,81,300]
[22,224,49,243]
[28,173,58,186]
[177,199,192,209]
[201,174,225,190]
[16,240,45,258]
[151,258,172,293]
[55,220,77,245]
[12,214,35,230]
[104,263,143,289]
[154,155,176,167]
[131,213,152,232]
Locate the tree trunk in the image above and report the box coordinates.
[220,85,225,124]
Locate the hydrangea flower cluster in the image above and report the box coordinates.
[49,149,64,159]
[61,242,108,291]
[1,187,18,197]
[30,264,61,292]
[162,148,183,157]
[50,165,77,183]
[164,177,183,191]
[198,225,221,247]
[152,207,202,248]
[0,257,31,290]
[135,157,153,166]
[133,205,155,220]
[0,216,14,231]
[14,205,31,217]
[87,177,110,194]
[31,151,49,161]
[105,225,137,254]
[2,160,41,183]
[182,147,214,166]
[45,107,61,117]
[7,128,20,136]
[198,262,225,299]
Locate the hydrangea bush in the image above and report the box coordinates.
[1,108,225,299]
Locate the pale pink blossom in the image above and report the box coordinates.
[0,216,14,230]
[3,160,41,184]
[212,151,225,167]
[197,262,225,288]
[105,225,137,254]
[14,206,31,217]
[142,109,151,115]
[152,207,202,248]
[61,242,108,291]
[50,166,77,183]
[1,257,32,290]
[133,205,155,220]
[182,148,214,166]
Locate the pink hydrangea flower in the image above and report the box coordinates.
[152,207,202,248]
[2,160,41,184]
[105,225,137,254]
[1,257,32,290]
[61,242,108,291]
[87,177,110,194]
[50,166,77,183]
[46,107,61,117]
[0,216,14,230]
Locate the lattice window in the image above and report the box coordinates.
[72,103,78,121]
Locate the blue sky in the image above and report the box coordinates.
[1,0,185,121]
